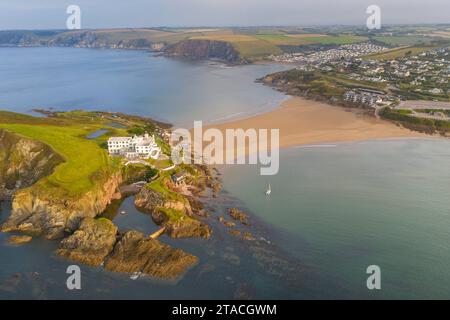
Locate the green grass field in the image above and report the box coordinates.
[0,122,115,197]
[0,110,164,198]
[364,46,436,60]
[305,35,368,45]
[189,33,368,59]
[232,40,282,59]
[372,35,437,46]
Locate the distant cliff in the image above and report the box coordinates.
[0,30,166,51]
[164,39,245,64]
[0,30,248,64]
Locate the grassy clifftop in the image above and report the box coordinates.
[0,110,167,199]
[189,33,367,60]
[0,123,114,197]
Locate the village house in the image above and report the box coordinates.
[344,90,383,107]
[171,171,187,185]
[108,133,161,160]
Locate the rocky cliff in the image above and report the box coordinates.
[164,39,244,64]
[48,31,166,51]
[0,129,123,240]
[1,170,122,240]
[0,31,246,63]
[0,130,63,200]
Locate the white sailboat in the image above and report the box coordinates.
[265,183,272,196]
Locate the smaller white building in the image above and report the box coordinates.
[108,133,161,160]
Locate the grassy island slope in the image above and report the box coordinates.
[0,110,174,239]
[0,111,123,198]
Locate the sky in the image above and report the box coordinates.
[0,0,449,30]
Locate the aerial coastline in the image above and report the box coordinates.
[0,20,450,299]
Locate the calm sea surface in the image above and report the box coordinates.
[0,48,449,299]
[0,47,288,127]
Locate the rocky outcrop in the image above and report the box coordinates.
[218,216,236,228]
[56,218,118,266]
[1,170,123,240]
[8,235,33,245]
[163,214,212,239]
[135,187,211,239]
[228,208,251,226]
[55,220,198,280]
[0,130,63,200]
[134,186,191,214]
[165,39,244,64]
[104,231,198,280]
[229,230,256,241]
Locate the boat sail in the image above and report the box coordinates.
[266,183,272,196]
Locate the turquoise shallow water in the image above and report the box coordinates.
[221,138,450,299]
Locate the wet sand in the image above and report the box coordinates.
[208,97,426,151]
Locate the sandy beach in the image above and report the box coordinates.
[208,97,427,151]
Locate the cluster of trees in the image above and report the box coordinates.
[127,124,156,136]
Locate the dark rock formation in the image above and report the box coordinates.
[56,218,118,266]
[0,130,63,200]
[2,170,122,240]
[134,186,173,213]
[8,235,32,245]
[0,128,123,240]
[229,230,242,238]
[135,187,211,239]
[104,231,198,280]
[218,216,236,228]
[165,39,244,64]
[228,230,256,241]
[228,208,251,226]
[163,215,212,239]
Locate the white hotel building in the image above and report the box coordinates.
[108,133,161,160]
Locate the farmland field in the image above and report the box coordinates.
[189,32,368,59]
[303,35,368,45]
[364,46,437,60]
[372,35,438,46]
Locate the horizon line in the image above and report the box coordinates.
[0,22,450,32]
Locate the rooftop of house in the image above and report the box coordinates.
[108,133,156,145]
[109,136,133,142]
[171,171,187,182]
